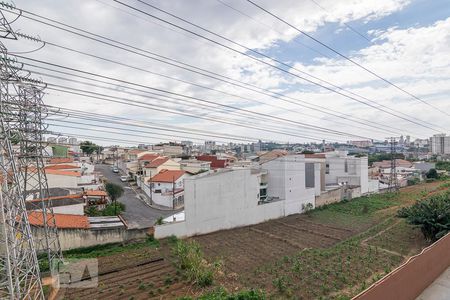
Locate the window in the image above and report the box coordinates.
[344,159,348,173]
[325,163,330,174]
[154,189,161,193]
[305,163,315,188]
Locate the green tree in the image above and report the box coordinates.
[105,182,124,215]
[426,168,439,179]
[80,140,99,155]
[397,192,450,241]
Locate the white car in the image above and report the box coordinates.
[120,176,129,182]
[112,168,119,173]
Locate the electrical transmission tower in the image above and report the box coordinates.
[388,137,398,192]
[0,8,63,299]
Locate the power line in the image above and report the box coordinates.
[245,0,450,117]
[111,0,445,131]
[2,4,442,133]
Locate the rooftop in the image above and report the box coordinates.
[150,169,186,183]
[45,169,81,177]
[45,164,79,170]
[145,157,170,168]
[28,212,90,229]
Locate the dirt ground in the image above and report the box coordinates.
[58,180,447,299]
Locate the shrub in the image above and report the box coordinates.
[172,239,219,287]
[397,192,450,241]
[426,168,439,179]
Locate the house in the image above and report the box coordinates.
[151,142,185,157]
[28,211,90,229]
[197,154,229,168]
[155,154,319,238]
[26,194,86,215]
[261,154,318,212]
[180,159,211,174]
[147,169,187,208]
[142,156,180,180]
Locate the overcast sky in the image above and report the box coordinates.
[3,0,450,146]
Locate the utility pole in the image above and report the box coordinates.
[387,137,399,192]
[0,9,63,298]
[172,175,175,210]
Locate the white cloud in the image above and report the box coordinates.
[2,0,447,145]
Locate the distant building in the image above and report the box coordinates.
[431,134,450,155]
[348,140,373,148]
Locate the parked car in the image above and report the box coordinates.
[120,175,129,182]
[112,167,119,173]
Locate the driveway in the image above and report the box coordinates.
[95,164,174,229]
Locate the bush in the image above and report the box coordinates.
[182,287,266,300]
[426,168,439,179]
[172,239,219,287]
[397,192,450,241]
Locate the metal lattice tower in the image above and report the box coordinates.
[0,8,63,299]
[388,137,398,192]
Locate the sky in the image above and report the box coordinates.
[2,0,450,146]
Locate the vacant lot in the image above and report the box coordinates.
[192,180,448,299]
[58,180,449,299]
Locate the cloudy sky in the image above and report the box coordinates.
[3,0,450,146]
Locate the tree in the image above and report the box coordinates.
[397,192,450,241]
[105,182,124,215]
[426,168,439,179]
[80,140,100,155]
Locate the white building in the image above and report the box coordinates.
[323,151,372,194]
[180,159,211,174]
[431,134,450,155]
[148,169,187,208]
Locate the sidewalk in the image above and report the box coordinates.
[417,267,450,300]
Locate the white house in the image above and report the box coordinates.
[155,158,317,239]
[148,169,187,208]
[323,151,373,194]
[261,154,318,213]
[141,156,180,181]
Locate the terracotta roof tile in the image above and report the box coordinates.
[150,169,185,183]
[28,212,90,229]
[85,190,108,196]
[146,157,170,168]
[139,154,160,162]
[45,164,79,170]
[45,169,81,177]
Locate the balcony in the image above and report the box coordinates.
[260,182,268,189]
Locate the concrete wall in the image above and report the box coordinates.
[155,165,316,239]
[52,204,85,215]
[155,169,286,238]
[264,155,316,214]
[315,186,362,207]
[353,232,450,300]
[32,226,150,251]
[46,174,78,189]
[315,187,342,207]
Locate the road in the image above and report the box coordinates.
[95,164,173,229]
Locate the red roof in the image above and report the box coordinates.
[28,212,90,229]
[145,157,170,168]
[45,169,81,177]
[49,157,74,164]
[150,169,185,183]
[45,164,79,170]
[197,155,229,169]
[138,154,160,161]
[85,190,108,197]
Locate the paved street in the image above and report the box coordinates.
[95,164,173,229]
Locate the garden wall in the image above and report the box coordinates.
[32,226,150,251]
[353,232,450,300]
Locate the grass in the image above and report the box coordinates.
[63,236,160,259]
[172,239,220,287]
[309,192,401,228]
